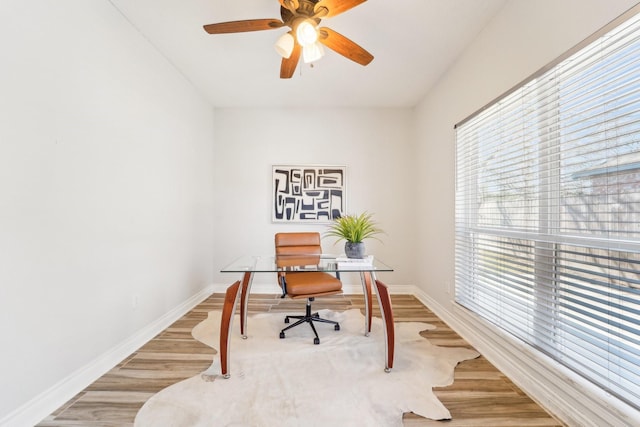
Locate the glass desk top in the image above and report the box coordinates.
[221,254,393,273]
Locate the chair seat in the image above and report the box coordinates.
[283,271,342,298]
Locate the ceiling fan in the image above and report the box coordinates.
[203,0,374,79]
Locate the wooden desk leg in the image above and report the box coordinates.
[360,272,373,336]
[239,272,253,339]
[374,279,395,372]
[220,280,241,379]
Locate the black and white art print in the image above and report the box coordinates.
[272,165,346,222]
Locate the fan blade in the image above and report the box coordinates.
[279,0,300,12]
[203,19,283,34]
[318,27,373,66]
[314,0,367,18]
[280,43,301,78]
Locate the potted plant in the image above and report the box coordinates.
[325,212,384,258]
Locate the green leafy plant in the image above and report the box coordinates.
[325,212,384,243]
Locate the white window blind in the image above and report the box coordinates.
[455,10,640,409]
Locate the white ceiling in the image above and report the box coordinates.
[109,0,507,108]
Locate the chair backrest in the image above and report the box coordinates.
[275,232,323,256]
[274,232,340,299]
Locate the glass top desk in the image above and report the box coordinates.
[216,254,395,378]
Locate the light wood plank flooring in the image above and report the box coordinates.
[37,293,564,426]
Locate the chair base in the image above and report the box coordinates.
[279,297,340,344]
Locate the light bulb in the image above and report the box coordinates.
[274,32,294,58]
[302,42,325,63]
[296,20,318,47]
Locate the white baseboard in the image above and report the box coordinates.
[411,288,639,427]
[1,285,215,427]
[11,283,633,427]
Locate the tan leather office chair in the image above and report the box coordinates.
[275,232,343,344]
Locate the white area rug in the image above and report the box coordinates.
[135,309,479,427]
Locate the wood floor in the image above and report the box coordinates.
[37,293,564,426]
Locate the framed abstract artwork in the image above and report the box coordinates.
[272,165,346,222]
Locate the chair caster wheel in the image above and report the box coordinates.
[335,324,340,331]
[280,332,285,339]
[284,317,290,324]
[314,338,320,345]
[313,313,320,318]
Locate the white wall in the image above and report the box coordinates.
[4,0,638,424]
[212,107,415,290]
[0,0,214,423]
[413,0,639,424]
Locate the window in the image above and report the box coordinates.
[455,9,640,409]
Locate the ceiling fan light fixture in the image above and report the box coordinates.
[202,0,374,79]
[296,20,319,47]
[274,32,295,58]
[302,41,325,63]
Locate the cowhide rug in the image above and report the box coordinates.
[135,308,479,426]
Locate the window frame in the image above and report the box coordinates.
[454,5,640,410]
